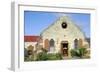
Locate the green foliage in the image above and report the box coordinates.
[79,48,87,57]
[70,49,77,57]
[24,55,34,61]
[47,53,62,60]
[41,48,48,53]
[36,52,48,61]
[36,52,63,61]
[70,48,87,58]
[56,53,63,60]
[24,48,63,61]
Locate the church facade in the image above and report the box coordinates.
[25,16,89,59]
[40,16,89,57]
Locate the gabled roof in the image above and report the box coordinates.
[24,36,40,42]
[40,16,86,38]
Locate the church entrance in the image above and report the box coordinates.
[61,41,68,56]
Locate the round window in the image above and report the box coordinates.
[62,22,67,29]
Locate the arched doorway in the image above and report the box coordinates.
[61,41,68,56]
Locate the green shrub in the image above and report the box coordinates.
[70,49,76,57]
[70,48,87,58]
[41,48,48,53]
[36,52,48,61]
[36,52,63,61]
[79,48,87,57]
[47,53,62,60]
[24,55,35,61]
[55,53,63,60]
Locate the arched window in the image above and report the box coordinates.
[74,39,78,49]
[50,39,55,47]
[49,39,55,52]
[44,39,49,50]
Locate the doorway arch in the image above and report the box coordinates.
[61,41,69,56]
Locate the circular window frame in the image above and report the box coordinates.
[62,22,67,29]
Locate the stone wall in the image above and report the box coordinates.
[41,16,87,52]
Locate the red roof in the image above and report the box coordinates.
[24,36,40,42]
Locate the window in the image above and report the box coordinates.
[50,39,55,47]
[44,39,49,49]
[49,39,55,52]
[62,22,67,29]
[74,39,78,49]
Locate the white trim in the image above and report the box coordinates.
[11,2,19,71]
[11,2,97,71]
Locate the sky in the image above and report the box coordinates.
[24,11,90,38]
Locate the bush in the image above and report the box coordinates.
[36,52,48,61]
[70,49,77,57]
[70,48,87,58]
[79,48,86,57]
[55,53,63,60]
[36,52,63,61]
[24,55,34,61]
[47,53,62,60]
[41,48,48,53]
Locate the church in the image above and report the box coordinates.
[25,16,89,58]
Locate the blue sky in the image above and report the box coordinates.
[24,11,90,38]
